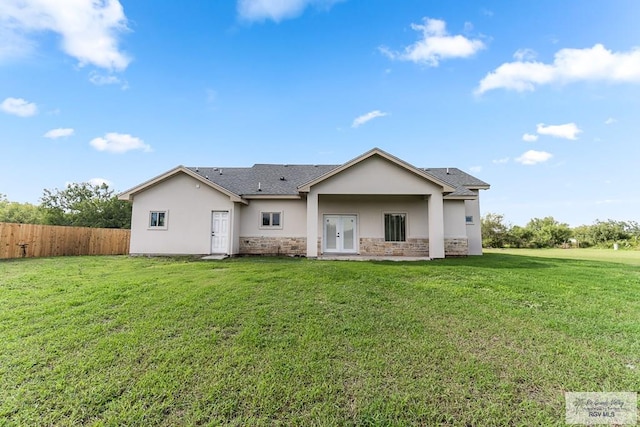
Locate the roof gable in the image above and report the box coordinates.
[297,147,456,193]
[118,166,247,204]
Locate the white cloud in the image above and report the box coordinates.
[515,150,553,165]
[89,71,128,88]
[604,117,617,125]
[43,128,74,139]
[536,122,582,140]
[352,110,387,128]
[476,44,640,94]
[0,0,131,71]
[0,25,36,61]
[522,133,538,142]
[89,132,151,154]
[1,97,37,117]
[469,165,482,173]
[492,157,509,164]
[237,0,342,22]
[380,17,485,66]
[513,48,537,61]
[481,8,494,17]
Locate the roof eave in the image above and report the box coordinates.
[467,185,491,190]
[444,194,478,200]
[243,194,302,200]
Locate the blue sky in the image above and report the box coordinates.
[1,0,639,226]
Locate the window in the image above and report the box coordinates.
[261,212,282,228]
[149,211,167,228]
[384,213,406,242]
[466,215,474,224]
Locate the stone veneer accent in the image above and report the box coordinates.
[359,238,430,257]
[240,237,306,256]
[444,238,469,256]
[315,237,469,257]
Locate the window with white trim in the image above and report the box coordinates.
[149,211,167,229]
[384,213,406,242]
[466,215,474,224]
[261,212,282,228]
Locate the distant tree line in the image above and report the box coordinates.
[0,183,131,229]
[482,213,640,249]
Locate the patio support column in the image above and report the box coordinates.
[231,203,241,255]
[428,193,445,259]
[306,191,319,258]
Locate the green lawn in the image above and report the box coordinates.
[485,247,640,266]
[1,253,638,426]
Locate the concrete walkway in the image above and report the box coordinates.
[318,255,430,262]
[200,254,430,261]
[200,255,229,260]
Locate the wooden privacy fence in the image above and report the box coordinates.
[0,222,130,259]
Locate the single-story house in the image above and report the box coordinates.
[118,148,489,258]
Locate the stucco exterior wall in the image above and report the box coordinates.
[129,173,235,255]
[312,155,444,195]
[125,154,485,258]
[465,196,483,255]
[238,199,307,237]
[307,156,444,258]
[317,195,429,254]
[443,200,467,238]
[237,199,307,256]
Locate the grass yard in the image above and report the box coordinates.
[0,253,638,426]
[485,247,640,266]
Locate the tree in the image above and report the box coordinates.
[0,194,45,224]
[40,183,131,228]
[573,219,640,248]
[481,213,510,248]
[571,224,593,247]
[507,225,533,248]
[524,216,572,248]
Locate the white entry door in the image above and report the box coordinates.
[324,215,357,253]
[211,211,229,253]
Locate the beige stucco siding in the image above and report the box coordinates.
[443,200,466,238]
[312,155,443,195]
[305,155,446,257]
[239,199,307,237]
[318,195,428,240]
[465,196,483,255]
[129,173,235,255]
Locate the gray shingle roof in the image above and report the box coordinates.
[187,164,338,196]
[422,168,490,197]
[187,164,488,198]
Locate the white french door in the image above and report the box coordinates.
[211,211,229,253]
[323,215,357,253]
